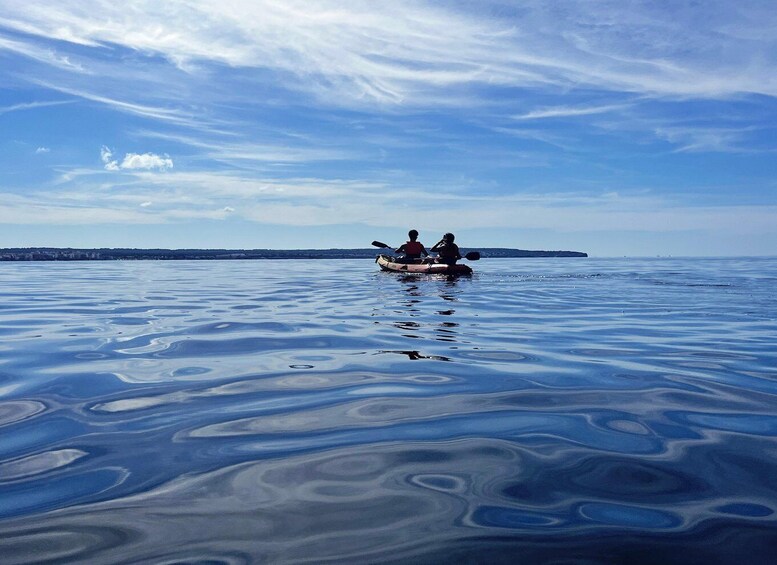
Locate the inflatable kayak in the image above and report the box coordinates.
[376,254,472,275]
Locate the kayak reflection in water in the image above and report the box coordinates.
[430,233,462,265]
[395,229,429,263]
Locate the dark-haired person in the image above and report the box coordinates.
[395,229,429,263]
[431,232,461,265]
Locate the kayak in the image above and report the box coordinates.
[376,254,473,275]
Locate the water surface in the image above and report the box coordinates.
[1,258,776,563]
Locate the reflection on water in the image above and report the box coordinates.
[1,258,777,564]
[378,350,452,361]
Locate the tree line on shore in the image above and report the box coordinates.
[1,247,587,261]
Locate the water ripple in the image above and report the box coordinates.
[1,258,776,563]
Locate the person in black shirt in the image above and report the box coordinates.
[431,233,461,265]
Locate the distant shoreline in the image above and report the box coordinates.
[1,247,587,261]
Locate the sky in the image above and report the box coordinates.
[1,0,776,256]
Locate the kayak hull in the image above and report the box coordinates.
[376,254,472,275]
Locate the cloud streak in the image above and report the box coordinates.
[0,99,74,114]
[512,104,631,121]
[35,82,205,127]
[0,33,86,72]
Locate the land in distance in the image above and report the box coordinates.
[1,247,587,261]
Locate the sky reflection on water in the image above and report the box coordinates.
[1,258,776,563]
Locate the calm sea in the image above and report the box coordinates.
[1,257,776,564]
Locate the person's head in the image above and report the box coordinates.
[408,229,419,241]
[443,232,455,243]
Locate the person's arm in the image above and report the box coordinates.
[420,245,429,257]
[395,243,406,253]
[430,240,444,252]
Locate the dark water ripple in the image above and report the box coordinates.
[1,258,776,564]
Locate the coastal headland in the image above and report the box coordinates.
[1,248,587,261]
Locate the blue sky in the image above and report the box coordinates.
[1,1,775,256]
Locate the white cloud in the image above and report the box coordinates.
[100,146,119,170]
[35,146,50,154]
[100,147,173,171]
[120,153,173,171]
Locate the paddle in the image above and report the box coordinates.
[372,240,480,261]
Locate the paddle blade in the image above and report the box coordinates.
[371,241,392,249]
[465,251,480,261]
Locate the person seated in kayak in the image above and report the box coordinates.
[395,230,429,263]
[431,232,462,265]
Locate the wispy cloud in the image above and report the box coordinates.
[654,125,762,153]
[488,126,581,152]
[35,146,51,154]
[512,104,630,121]
[136,130,360,166]
[0,192,156,224]
[36,82,203,127]
[2,0,776,109]
[0,33,86,72]
[3,0,773,173]
[0,99,74,115]
[4,167,776,239]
